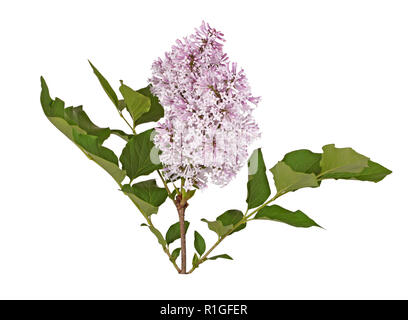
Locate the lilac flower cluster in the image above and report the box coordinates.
[150,21,260,189]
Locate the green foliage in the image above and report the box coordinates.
[141,224,167,249]
[73,129,126,184]
[40,77,125,183]
[122,179,167,216]
[166,221,190,245]
[119,129,162,181]
[41,65,392,274]
[134,85,165,126]
[282,149,322,175]
[270,161,319,194]
[110,129,133,141]
[246,149,271,209]
[194,231,206,256]
[88,60,119,109]
[192,253,200,268]
[322,160,392,182]
[119,81,151,126]
[170,248,181,262]
[280,145,391,183]
[254,205,320,228]
[207,254,233,261]
[202,209,246,238]
[320,144,369,177]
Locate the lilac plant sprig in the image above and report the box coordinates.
[40,22,391,274]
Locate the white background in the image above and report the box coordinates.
[0,0,407,299]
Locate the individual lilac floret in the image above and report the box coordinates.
[150,21,260,189]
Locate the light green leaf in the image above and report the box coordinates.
[201,219,233,238]
[88,60,119,108]
[216,210,246,234]
[73,129,126,184]
[207,254,233,261]
[201,209,245,238]
[322,160,391,182]
[254,204,320,228]
[192,253,199,268]
[122,179,167,217]
[270,161,319,194]
[119,129,162,181]
[141,224,167,249]
[170,248,181,262]
[110,129,133,142]
[165,221,190,245]
[40,77,124,183]
[194,231,206,256]
[320,144,369,177]
[134,85,165,126]
[282,149,322,175]
[119,82,151,126]
[246,148,271,209]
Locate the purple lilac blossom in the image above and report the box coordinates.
[150,21,260,189]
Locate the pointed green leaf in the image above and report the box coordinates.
[88,60,119,108]
[246,148,271,209]
[201,209,245,238]
[254,204,320,228]
[73,129,126,184]
[110,129,133,142]
[322,160,391,182]
[216,210,246,234]
[201,219,233,238]
[122,179,167,216]
[320,144,369,177]
[40,77,124,183]
[270,161,319,194]
[192,253,200,268]
[165,221,190,245]
[141,224,167,249]
[119,82,151,126]
[282,149,322,175]
[119,129,162,181]
[41,77,110,144]
[207,254,233,261]
[170,248,181,262]
[194,231,206,256]
[134,85,165,126]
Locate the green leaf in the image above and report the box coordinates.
[201,209,246,238]
[40,77,125,183]
[194,231,206,256]
[119,129,162,181]
[165,221,190,245]
[122,179,167,216]
[192,253,200,268]
[320,144,369,177]
[216,210,246,234]
[254,204,320,228]
[170,248,181,262]
[281,146,391,183]
[182,189,196,202]
[270,161,319,194]
[73,129,126,184]
[201,219,233,238]
[119,82,151,126]
[282,149,322,175]
[110,129,133,142]
[322,160,391,182]
[134,85,165,126]
[246,148,271,209]
[88,60,119,108]
[207,254,233,261]
[41,77,110,143]
[141,224,167,249]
